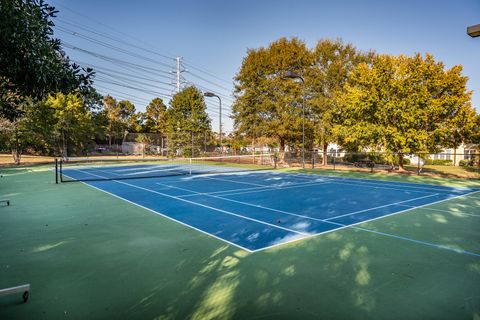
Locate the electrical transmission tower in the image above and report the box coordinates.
[172,57,187,93]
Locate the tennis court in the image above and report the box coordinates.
[60,159,479,253]
[2,161,480,319]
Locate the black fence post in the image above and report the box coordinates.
[333,154,336,171]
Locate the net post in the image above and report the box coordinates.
[55,158,58,184]
[189,158,192,175]
[333,153,336,170]
[59,159,63,182]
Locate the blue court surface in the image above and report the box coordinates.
[63,166,478,252]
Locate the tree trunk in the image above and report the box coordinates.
[278,137,286,164]
[322,143,328,166]
[398,153,406,171]
[453,143,457,166]
[279,139,285,152]
[13,125,21,165]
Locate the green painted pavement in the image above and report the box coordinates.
[1,165,479,319]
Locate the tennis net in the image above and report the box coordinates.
[56,154,275,182]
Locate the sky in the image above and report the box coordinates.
[50,0,480,134]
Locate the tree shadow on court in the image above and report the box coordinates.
[123,219,480,320]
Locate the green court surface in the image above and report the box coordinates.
[1,166,479,319]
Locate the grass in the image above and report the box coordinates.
[0,154,55,166]
[407,164,480,179]
[0,165,479,319]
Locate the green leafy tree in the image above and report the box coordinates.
[308,39,373,165]
[0,0,95,120]
[334,53,476,169]
[140,98,168,133]
[135,133,152,157]
[117,100,138,132]
[432,102,478,164]
[232,37,313,157]
[103,96,137,146]
[19,92,94,157]
[166,86,211,157]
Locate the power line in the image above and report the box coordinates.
[54,4,177,59]
[94,78,173,99]
[53,4,235,122]
[56,25,174,70]
[73,60,170,85]
[186,81,234,106]
[94,84,151,105]
[54,6,234,102]
[62,42,174,80]
[183,61,232,85]
[96,70,174,92]
[188,71,232,92]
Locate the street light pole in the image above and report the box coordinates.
[204,92,222,154]
[283,70,305,169]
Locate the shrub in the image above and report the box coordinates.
[459,159,475,167]
[424,159,453,166]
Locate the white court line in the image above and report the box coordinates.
[323,193,440,221]
[252,190,480,253]
[328,181,433,194]
[282,172,474,194]
[156,181,335,223]
[178,180,332,198]
[157,181,443,225]
[215,181,333,198]
[200,175,272,188]
[62,172,254,252]
[177,185,276,197]
[66,168,480,255]
[114,164,171,172]
[123,167,188,176]
[75,169,309,237]
[396,204,480,217]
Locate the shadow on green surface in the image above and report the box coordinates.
[1,169,479,319]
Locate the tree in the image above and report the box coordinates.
[116,100,138,132]
[232,37,313,157]
[0,115,25,164]
[308,39,373,165]
[166,86,211,157]
[0,0,95,120]
[140,98,168,133]
[135,133,153,158]
[16,92,94,157]
[433,102,478,165]
[102,96,137,147]
[334,53,476,169]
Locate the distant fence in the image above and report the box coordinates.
[282,151,480,175]
[83,133,271,158]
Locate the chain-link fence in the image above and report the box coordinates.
[280,150,480,177]
[80,132,273,159]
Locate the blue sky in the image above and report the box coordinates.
[51,0,480,133]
